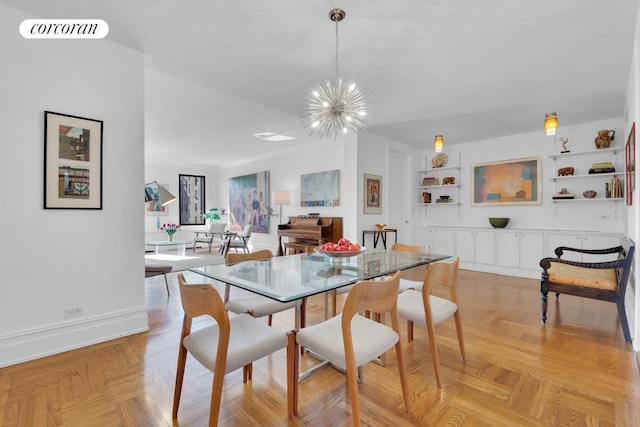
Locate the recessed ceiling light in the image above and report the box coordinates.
[254,132,295,141]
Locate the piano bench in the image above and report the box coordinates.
[283,242,309,255]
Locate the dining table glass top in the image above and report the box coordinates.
[188,247,450,302]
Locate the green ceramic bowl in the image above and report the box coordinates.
[489,217,510,228]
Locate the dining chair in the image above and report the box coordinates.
[173,273,296,426]
[225,249,306,369]
[223,224,252,255]
[391,242,432,292]
[193,221,227,252]
[396,257,465,388]
[305,245,352,318]
[291,271,410,426]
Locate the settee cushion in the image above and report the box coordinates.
[547,263,617,291]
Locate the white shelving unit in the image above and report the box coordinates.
[415,152,462,213]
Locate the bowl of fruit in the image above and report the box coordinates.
[315,238,366,264]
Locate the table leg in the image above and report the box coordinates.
[380,233,387,249]
[155,246,160,255]
[373,232,379,248]
[178,243,185,256]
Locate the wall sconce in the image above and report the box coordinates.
[544,112,558,136]
[144,181,176,207]
[272,191,292,224]
[434,134,444,153]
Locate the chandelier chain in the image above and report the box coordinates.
[334,19,339,80]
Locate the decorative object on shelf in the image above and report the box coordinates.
[375,223,387,231]
[559,137,570,153]
[626,122,635,206]
[363,173,382,214]
[488,217,510,228]
[594,129,615,149]
[301,8,370,140]
[272,190,292,224]
[436,195,452,203]
[434,134,444,153]
[432,153,448,168]
[553,188,575,199]
[583,190,597,198]
[557,166,575,176]
[45,111,104,209]
[544,112,558,136]
[160,223,180,241]
[156,217,161,229]
[472,157,541,206]
[422,192,431,203]
[423,176,439,186]
[442,176,456,185]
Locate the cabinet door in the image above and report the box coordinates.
[474,231,495,264]
[429,228,455,255]
[519,232,545,270]
[413,228,429,247]
[582,234,621,262]
[496,232,520,267]
[455,230,475,263]
[546,233,582,261]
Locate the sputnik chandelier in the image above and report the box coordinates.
[302,8,370,140]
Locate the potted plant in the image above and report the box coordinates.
[203,207,221,221]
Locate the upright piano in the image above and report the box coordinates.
[277,215,343,256]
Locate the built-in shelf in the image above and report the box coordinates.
[547,146,623,160]
[551,198,624,203]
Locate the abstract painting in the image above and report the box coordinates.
[300,169,340,207]
[472,157,541,206]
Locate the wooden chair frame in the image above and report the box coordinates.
[540,238,635,342]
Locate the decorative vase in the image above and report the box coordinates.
[168,233,174,242]
[156,217,161,229]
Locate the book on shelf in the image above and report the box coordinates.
[591,162,613,169]
[605,177,623,198]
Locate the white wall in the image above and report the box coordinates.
[0,5,146,367]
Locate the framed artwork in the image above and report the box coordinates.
[228,171,270,234]
[44,111,103,209]
[626,122,635,206]
[472,157,541,206]
[363,173,382,214]
[179,174,205,225]
[144,182,170,216]
[300,169,340,207]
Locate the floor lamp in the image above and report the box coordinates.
[272,191,291,224]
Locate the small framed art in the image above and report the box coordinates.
[44,111,103,209]
[363,173,382,214]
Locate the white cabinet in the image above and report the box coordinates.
[547,232,622,262]
[496,231,544,271]
[414,227,455,255]
[548,147,624,203]
[455,229,494,265]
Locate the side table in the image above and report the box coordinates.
[361,228,398,249]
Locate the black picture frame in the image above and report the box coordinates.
[44,111,103,209]
[179,174,205,225]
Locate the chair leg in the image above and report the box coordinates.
[345,359,362,426]
[267,314,273,326]
[406,319,414,342]
[426,320,442,388]
[394,330,411,413]
[242,363,253,382]
[453,311,466,362]
[541,290,549,324]
[172,343,188,420]
[163,273,170,297]
[616,299,632,342]
[287,331,297,417]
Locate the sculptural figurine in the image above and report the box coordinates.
[559,137,570,153]
[595,130,615,149]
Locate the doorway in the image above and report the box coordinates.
[388,150,410,243]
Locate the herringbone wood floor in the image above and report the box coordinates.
[1,269,639,426]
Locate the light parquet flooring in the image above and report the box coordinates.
[1,269,639,426]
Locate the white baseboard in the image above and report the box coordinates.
[0,307,149,368]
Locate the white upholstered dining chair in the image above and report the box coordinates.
[291,271,410,426]
[173,273,296,426]
[396,257,465,388]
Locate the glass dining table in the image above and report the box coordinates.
[188,247,451,328]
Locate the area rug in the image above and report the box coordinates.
[144,250,225,271]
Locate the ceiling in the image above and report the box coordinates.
[4,0,639,166]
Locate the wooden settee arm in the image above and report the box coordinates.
[539,256,625,271]
[553,245,623,258]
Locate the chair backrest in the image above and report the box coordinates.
[423,257,460,303]
[239,224,253,237]
[208,221,227,234]
[225,249,272,266]
[342,271,401,326]
[391,242,430,254]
